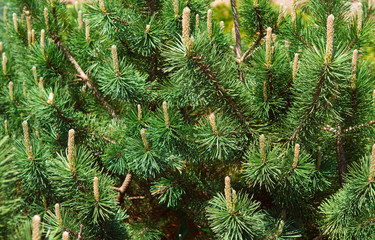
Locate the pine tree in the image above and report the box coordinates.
[0,0,375,239]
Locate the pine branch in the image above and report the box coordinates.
[190,53,251,134]
[290,67,328,141]
[54,38,119,119]
[295,32,313,49]
[319,124,337,134]
[113,173,132,204]
[336,126,347,186]
[343,120,375,133]
[241,6,264,62]
[77,224,83,240]
[230,0,242,60]
[312,228,326,240]
[50,104,75,123]
[125,196,145,200]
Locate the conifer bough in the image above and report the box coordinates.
[1,0,375,239]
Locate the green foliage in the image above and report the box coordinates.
[1,0,375,238]
[206,191,266,240]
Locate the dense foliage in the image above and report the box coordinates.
[1,0,375,239]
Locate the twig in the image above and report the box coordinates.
[125,196,145,200]
[241,6,264,62]
[312,228,327,240]
[343,120,375,133]
[336,126,347,187]
[113,173,133,204]
[295,32,313,49]
[230,0,242,59]
[190,53,251,136]
[319,124,337,134]
[290,67,328,141]
[54,38,119,120]
[77,224,83,240]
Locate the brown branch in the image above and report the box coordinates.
[190,53,251,135]
[290,67,328,141]
[230,0,242,59]
[51,104,75,123]
[343,120,375,133]
[77,224,83,240]
[241,6,264,62]
[319,124,337,134]
[312,228,327,240]
[113,173,132,204]
[295,32,313,49]
[54,39,119,120]
[336,126,347,187]
[125,196,145,200]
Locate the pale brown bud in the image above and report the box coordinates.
[23,121,32,159]
[55,203,62,227]
[111,45,120,76]
[292,53,299,80]
[63,231,69,240]
[47,93,54,105]
[292,143,300,169]
[2,54,7,75]
[146,24,150,33]
[232,189,236,205]
[351,49,358,89]
[32,66,38,85]
[28,31,32,46]
[41,29,45,54]
[93,177,99,201]
[173,0,179,18]
[254,0,258,7]
[260,134,266,163]
[99,0,105,12]
[272,34,277,43]
[218,21,224,31]
[4,120,8,135]
[137,104,142,121]
[357,3,362,35]
[31,29,35,43]
[291,0,296,27]
[369,144,375,182]
[9,81,13,101]
[44,8,49,30]
[25,11,31,32]
[32,215,41,240]
[163,101,170,127]
[207,9,212,38]
[39,77,44,92]
[195,14,199,29]
[263,81,268,102]
[276,220,285,236]
[67,129,75,171]
[224,176,232,213]
[78,11,83,30]
[13,13,18,33]
[0,42,3,52]
[182,7,190,45]
[325,15,335,64]
[85,19,90,41]
[266,27,272,66]
[208,113,218,135]
[141,128,149,151]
